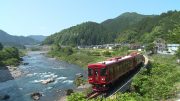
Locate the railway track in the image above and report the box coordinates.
[86,55,149,100]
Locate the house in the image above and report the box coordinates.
[167,44,180,54]
[154,38,167,54]
[129,43,142,50]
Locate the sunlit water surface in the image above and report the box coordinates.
[0,51,85,101]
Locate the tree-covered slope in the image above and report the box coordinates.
[28,35,47,42]
[44,11,180,46]
[101,12,153,33]
[0,30,38,47]
[116,11,180,44]
[43,22,114,46]
[43,12,150,46]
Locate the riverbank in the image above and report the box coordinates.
[0,66,22,82]
[58,83,92,101]
[47,45,130,68]
[0,45,25,82]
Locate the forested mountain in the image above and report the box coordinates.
[116,10,180,44]
[0,30,38,48]
[43,22,115,45]
[101,12,154,33]
[43,11,180,46]
[43,12,150,46]
[28,35,47,42]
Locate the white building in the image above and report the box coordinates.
[167,44,180,55]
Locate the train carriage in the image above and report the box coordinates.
[88,52,145,91]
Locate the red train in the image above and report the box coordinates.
[88,52,145,91]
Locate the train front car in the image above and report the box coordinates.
[88,63,109,92]
[87,52,145,92]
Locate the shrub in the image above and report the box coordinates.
[90,51,101,56]
[102,51,111,57]
[2,58,19,66]
[112,92,150,101]
[66,89,74,96]
[74,77,86,87]
[132,62,180,100]
[63,47,73,55]
[176,47,180,59]
[67,92,86,101]
[30,47,41,51]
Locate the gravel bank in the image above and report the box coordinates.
[0,66,22,82]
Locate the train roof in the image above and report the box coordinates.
[88,52,140,68]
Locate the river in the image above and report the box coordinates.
[0,51,86,101]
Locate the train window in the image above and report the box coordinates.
[118,65,120,72]
[116,65,119,74]
[100,68,106,76]
[114,65,117,76]
[111,67,113,75]
[119,64,122,71]
[88,68,93,76]
[124,61,126,68]
[126,61,128,68]
[94,69,99,76]
[113,66,116,77]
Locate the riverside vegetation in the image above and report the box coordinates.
[47,44,130,68]
[0,42,22,67]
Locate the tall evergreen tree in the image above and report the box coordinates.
[0,42,3,50]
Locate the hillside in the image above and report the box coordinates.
[0,30,38,47]
[116,10,180,44]
[28,35,47,42]
[43,12,150,46]
[44,11,180,46]
[43,22,114,45]
[101,12,153,33]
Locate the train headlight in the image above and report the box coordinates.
[101,78,105,81]
[89,78,92,80]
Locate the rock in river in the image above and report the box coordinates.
[31,92,42,100]
[23,63,29,65]
[41,78,55,85]
[0,94,10,100]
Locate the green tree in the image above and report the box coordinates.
[102,51,111,57]
[3,47,19,59]
[0,47,20,66]
[176,47,180,59]
[63,47,73,55]
[0,42,3,50]
[145,43,156,54]
[2,58,19,66]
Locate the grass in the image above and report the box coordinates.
[148,54,180,100]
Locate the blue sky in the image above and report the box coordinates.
[0,0,180,36]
